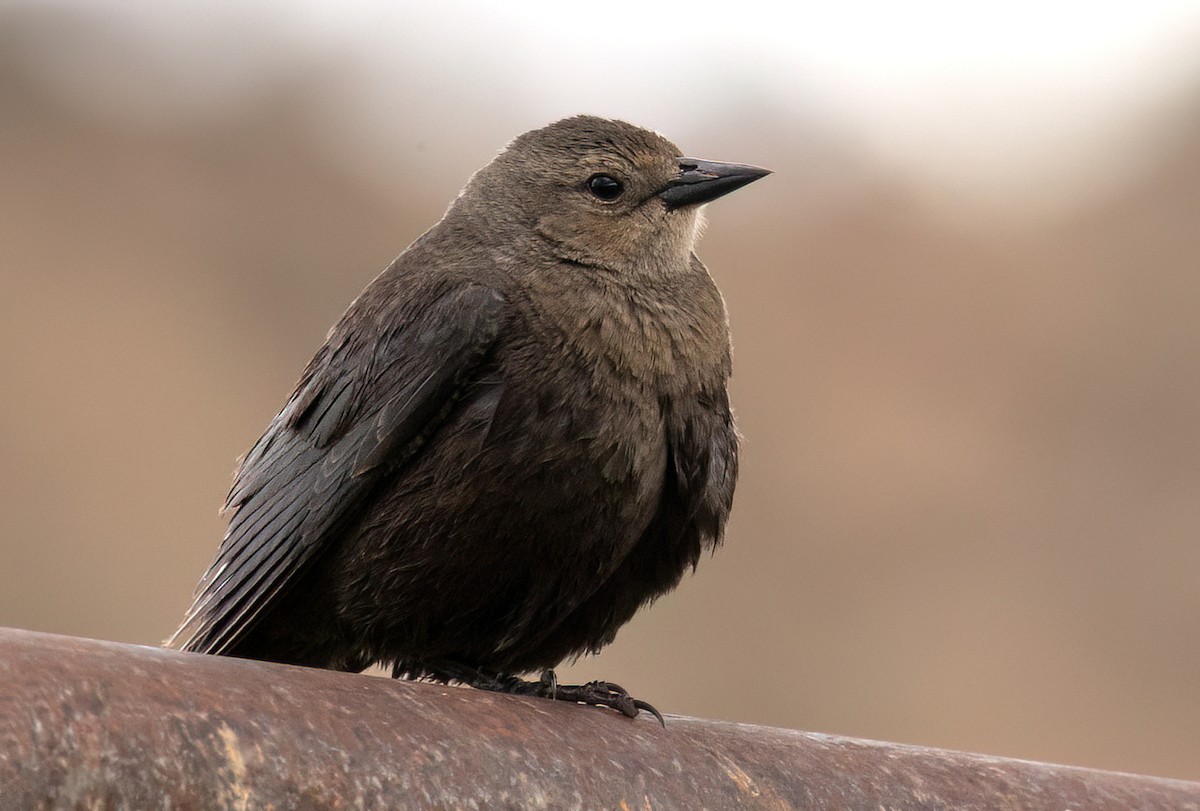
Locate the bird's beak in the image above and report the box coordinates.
[657,158,772,209]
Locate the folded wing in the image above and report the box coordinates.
[168,283,507,655]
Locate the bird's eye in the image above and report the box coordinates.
[586,174,624,201]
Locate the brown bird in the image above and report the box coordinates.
[168,115,769,720]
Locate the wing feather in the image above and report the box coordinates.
[168,283,506,654]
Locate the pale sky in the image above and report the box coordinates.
[26,0,1200,222]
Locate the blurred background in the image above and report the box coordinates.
[2,0,1199,781]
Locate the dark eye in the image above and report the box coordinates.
[586,174,624,201]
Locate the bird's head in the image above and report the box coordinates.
[458,115,770,275]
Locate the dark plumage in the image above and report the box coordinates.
[168,115,769,718]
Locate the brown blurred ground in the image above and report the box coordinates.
[1,7,1198,780]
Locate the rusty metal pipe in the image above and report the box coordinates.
[1,627,1197,809]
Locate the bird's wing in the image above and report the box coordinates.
[168,283,507,655]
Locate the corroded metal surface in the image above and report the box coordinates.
[0,627,1197,810]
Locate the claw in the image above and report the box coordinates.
[633,698,666,727]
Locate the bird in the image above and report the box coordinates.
[168,115,769,720]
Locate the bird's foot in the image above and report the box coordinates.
[538,673,665,726]
[396,662,663,724]
[498,669,664,725]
